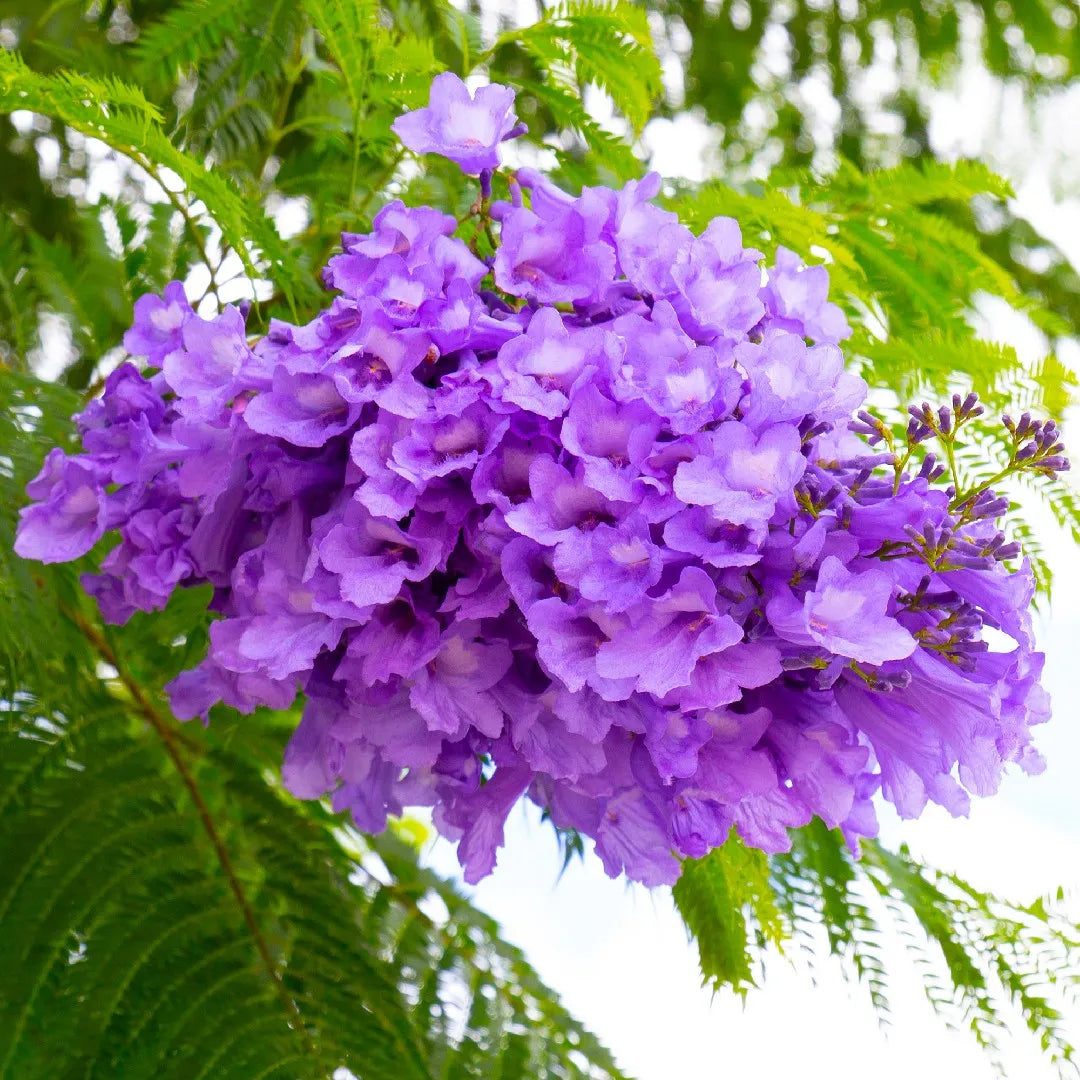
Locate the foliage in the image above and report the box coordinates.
[651,0,1079,171]
[674,823,1080,1077]
[649,0,1080,404]
[0,2,1077,1078]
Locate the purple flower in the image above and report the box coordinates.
[504,455,628,546]
[391,400,508,487]
[163,306,256,418]
[663,642,782,711]
[243,370,362,447]
[494,182,616,304]
[834,680,969,818]
[14,450,108,563]
[663,507,761,569]
[392,72,520,174]
[328,201,487,293]
[442,766,532,883]
[342,202,456,266]
[80,482,197,623]
[495,307,600,418]
[801,556,918,665]
[552,513,663,613]
[761,246,852,344]
[560,384,661,501]
[472,417,559,513]
[168,656,298,723]
[671,218,765,340]
[333,684,446,770]
[15,82,1055,890]
[595,789,680,887]
[281,696,343,799]
[527,596,636,700]
[329,304,432,417]
[734,788,812,853]
[737,332,866,429]
[613,172,692,295]
[74,363,178,485]
[673,421,807,533]
[312,500,441,609]
[350,412,422,519]
[409,624,512,739]
[78,362,165,432]
[210,609,346,683]
[610,302,740,434]
[595,567,744,697]
[511,703,608,779]
[123,280,192,363]
[338,598,440,685]
[763,694,869,828]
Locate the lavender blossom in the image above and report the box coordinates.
[14,76,1062,890]
[392,72,520,175]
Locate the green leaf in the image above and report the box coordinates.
[676,820,1080,1075]
[132,0,264,82]
[0,51,318,317]
[508,1,662,133]
[673,830,785,994]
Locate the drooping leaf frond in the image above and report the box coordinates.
[0,51,319,320]
[674,822,1080,1076]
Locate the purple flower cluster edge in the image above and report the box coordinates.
[14,75,1065,887]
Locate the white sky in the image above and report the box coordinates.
[423,47,1080,1080]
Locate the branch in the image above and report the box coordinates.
[139,161,222,306]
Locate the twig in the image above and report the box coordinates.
[259,34,309,184]
[140,160,222,306]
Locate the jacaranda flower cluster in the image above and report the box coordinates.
[15,76,1067,886]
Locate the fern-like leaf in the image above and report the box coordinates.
[674,821,1080,1076]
